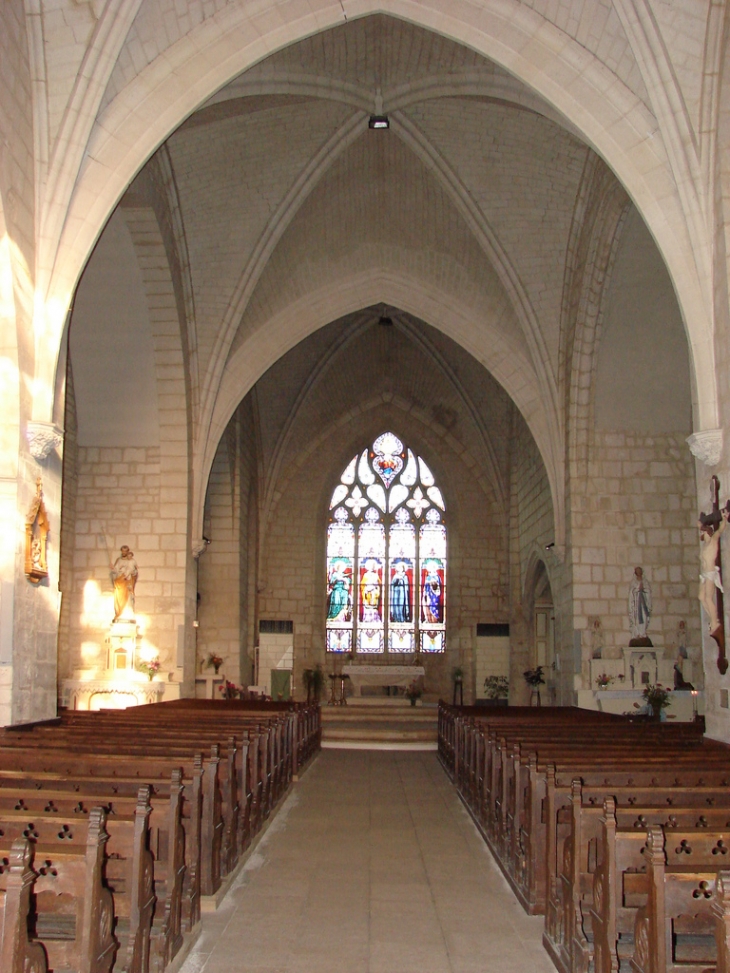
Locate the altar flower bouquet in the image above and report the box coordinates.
[595,673,614,690]
[138,658,161,681]
[218,680,242,700]
[404,681,423,701]
[641,683,671,712]
[206,653,223,673]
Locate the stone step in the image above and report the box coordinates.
[320,706,438,750]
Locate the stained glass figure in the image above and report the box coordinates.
[326,433,446,655]
[325,509,355,652]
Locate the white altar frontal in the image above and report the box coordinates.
[342,664,425,696]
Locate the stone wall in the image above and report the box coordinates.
[62,445,187,681]
[570,430,699,682]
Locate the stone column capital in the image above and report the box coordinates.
[687,429,723,467]
[26,422,64,460]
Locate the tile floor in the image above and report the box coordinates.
[178,750,555,973]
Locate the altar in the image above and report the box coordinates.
[342,664,425,696]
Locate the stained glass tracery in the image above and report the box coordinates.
[326,433,446,654]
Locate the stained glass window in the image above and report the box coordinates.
[325,433,447,654]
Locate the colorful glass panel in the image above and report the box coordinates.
[372,432,404,487]
[326,433,446,654]
[358,516,385,629]
[327,629,352,653]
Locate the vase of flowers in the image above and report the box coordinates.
[595,673,614,690]
[642,683,671,720]
[206,653,223,674]
[404,681,423,706]
[218,679,242,700]
[523,666,545,707]
[138,658,161,681]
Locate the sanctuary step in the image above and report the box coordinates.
[321,701,438,750]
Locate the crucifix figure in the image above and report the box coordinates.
[698,476,730,674]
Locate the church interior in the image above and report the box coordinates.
[5,2,730,971]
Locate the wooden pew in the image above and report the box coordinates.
[630,824,730,973]
[0,838,48,973]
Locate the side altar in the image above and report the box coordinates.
[576,648,702,721]
[342,664,425,697]
[61,546,179,710]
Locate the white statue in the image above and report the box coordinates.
[628,566,652,643]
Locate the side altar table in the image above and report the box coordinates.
[342,664,425,696]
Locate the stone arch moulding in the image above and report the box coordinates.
[195,268,562,554]
[37,0,717,439]
[522,548,556,614]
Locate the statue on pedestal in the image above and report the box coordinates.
[111,546,138,622]
[628,567,652,646]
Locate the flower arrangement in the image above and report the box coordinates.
[483,675,509,699]
[138,658,161,681]
[218,680,242,700]
[641,683,671,712]
[404,681,423,702]
[595,673,614,690]
[523,666,545,687]
[206,653,223,673]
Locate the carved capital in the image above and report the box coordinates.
[26,421,63,460]
[191,537,210,559]
[687,429,723,467]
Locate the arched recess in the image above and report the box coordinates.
[35,1,717,441]
[561,155,631,485]
[200,270,559,551]
[522,554,556,705]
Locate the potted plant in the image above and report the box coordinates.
[523,666,545,687]
[404,681,423,707]
[452,666,464,682]
[302,664,325,704]
[523,666,545,706]
[483,675,509,705]
[641,683,671,720]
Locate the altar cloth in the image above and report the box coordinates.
[342,664,425,695]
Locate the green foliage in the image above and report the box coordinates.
[483,675,509,699]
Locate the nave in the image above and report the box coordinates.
[180,750,553,973]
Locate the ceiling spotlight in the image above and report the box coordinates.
[369,115,389,130]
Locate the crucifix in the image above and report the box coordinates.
[698,476,729,674]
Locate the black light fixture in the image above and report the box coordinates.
[369,114,389,130]
[378,314,393,327]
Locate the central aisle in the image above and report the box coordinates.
[179,750,555,973]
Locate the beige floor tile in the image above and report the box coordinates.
[177,750,555,973]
